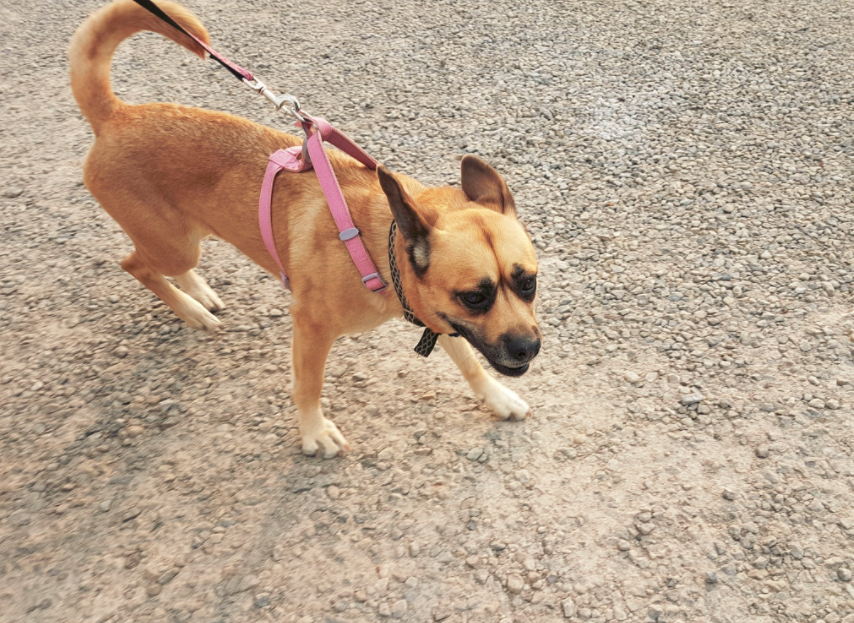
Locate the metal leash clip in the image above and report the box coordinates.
[243,78,307,121]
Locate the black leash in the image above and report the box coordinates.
[131,0,254,82]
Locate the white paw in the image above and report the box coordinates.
[477,378,531,421]
[176,272,225,311]
[301,417,350,459]
[178,297,223,331]
[185,283,225,312]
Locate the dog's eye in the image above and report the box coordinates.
[461,292,488,309]
[520,276,537,295]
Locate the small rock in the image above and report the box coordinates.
[706,572,718,584]
[723,489,737,501]
[681,392,704,405]
[466,447,484,461]
[125,425,144,438]
[624,371,641,384]
[562,597,576,618]
[506,574,525,594]
[157,569,179,585]
[378,602,392,617]
[838,568,853,582]
[100,499,112,512]
[755,446,769,459]
[3,187,23,198]
[391,599,408,618]
[114,346,128,358]
[254,594,271,608]
[378,447,395,461]
[333,599,349,613]
[636,523,655,536]
[433,607,453,621]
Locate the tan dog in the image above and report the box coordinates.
[69,0,541,457]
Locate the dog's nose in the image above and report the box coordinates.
[505,335,541,364]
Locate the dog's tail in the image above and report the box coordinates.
[69,0,209,134]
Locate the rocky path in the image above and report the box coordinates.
[1,0,854,621]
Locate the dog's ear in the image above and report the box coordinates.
[460,155,516,216]
[378,166,435,276]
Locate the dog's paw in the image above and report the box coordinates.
[301,417,350,459]
[176,272,225,312]
[477,378,531,421]
[186,283,225,312]
[178,298,223,331]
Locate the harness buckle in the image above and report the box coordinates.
[361,272,386,292]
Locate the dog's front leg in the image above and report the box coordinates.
[291,311,349,458]
[438,334,531,421]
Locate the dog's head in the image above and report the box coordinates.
[378,155,541,377]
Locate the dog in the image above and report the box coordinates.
[69,0,541,458]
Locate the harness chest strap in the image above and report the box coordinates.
[258,115,387,293]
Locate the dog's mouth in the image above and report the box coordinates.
[488,360,531,378]
[446,319,534,378]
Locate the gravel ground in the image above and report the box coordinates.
[2,0,854,621]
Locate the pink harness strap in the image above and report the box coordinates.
[258,116,387,293]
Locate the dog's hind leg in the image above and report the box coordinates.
[438,334,531,421]
[121,251,222,331]
[175,270,224,312]
[291,306,349,458]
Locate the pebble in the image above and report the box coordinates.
[391,599,408,618]
[466,447,484,461]
[562,598,575,618]
[506,574,525,594]
[680,392,704,406]
[623,371,641,384]
[3,187,23,198]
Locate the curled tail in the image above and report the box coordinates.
[69,0,210,134]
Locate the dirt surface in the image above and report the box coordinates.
[2,0,854,622]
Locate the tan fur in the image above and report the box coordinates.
[69,0,541,457]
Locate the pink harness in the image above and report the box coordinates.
[132,0,452,356]
[258,114,387,294]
